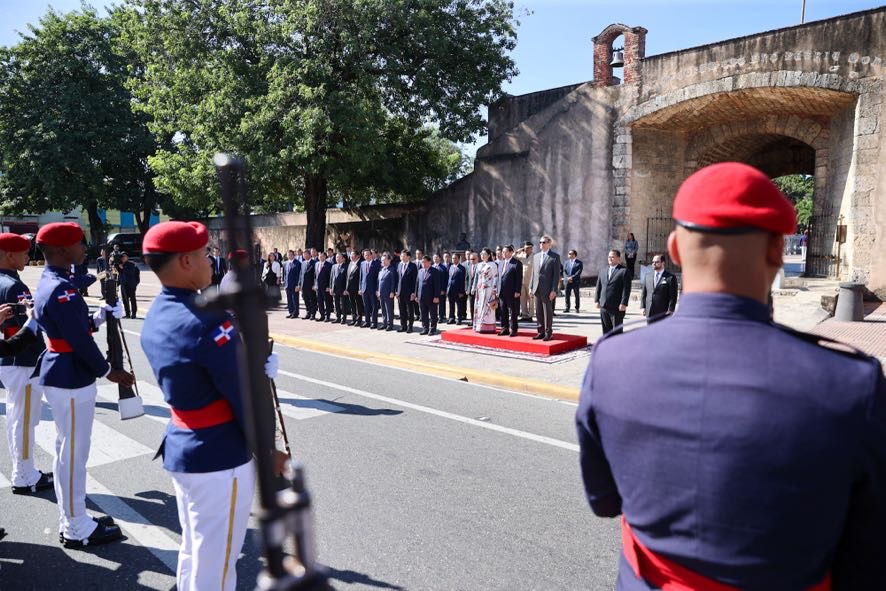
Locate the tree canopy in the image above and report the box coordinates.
[773,174,814,229]
[0,7,166,243]
[122,0,518,248]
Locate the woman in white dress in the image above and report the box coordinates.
[472,248,499,333]
[261,252,282,291]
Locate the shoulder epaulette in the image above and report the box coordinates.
[592,314,664,348]
[772,322,876,362]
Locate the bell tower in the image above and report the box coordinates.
[592,24,647,87]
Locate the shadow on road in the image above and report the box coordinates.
[278,397,403,417]
[327,566,405,589]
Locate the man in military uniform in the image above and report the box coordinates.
[0,233,53,494]
[576,163,886,589]
[33,222,132,547]
[140,221,285,591]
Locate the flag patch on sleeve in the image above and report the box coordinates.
[56,290,77,303]
[213,321,235,346]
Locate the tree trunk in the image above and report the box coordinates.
[303,174,328,250]
[85,201,105,246]
[135,202,153,236]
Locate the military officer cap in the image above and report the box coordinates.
[143,221,209,254]
[35,222,85,247]
[0,233,32,252]
[673,162,796,235]
[227,249,248,261]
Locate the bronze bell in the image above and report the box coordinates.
[610,48,624,68]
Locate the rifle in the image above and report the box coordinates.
[100,259,144,420]
[199,154,332,591]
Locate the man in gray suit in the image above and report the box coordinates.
[464,251,479,321]
[529,235,561,341]
[640,253,678,323]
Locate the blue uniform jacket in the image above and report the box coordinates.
[396,261,417,297]
[576,293,886,590]
[359,259,381,293]
[283,259,301,290]
[141,287,251,473]
[447,263,466,295]
[33,266,109,388]
[377,266,397,297]
[415,266,441,304]
[0,269,44,367]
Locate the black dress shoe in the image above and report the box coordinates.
[509,332,519,338]
[11,471,53,495]
[370,324,378,329]
[397,327,406,333]
[543,334,553,341]
[59,516,116,544]
[564,309,571,313]
[498,329,510,336]
[428,328,438,336]
[447,319,456,325]
[407,326,414,334]
[419,329,429,335]
[532,333,545,340]
[385,326,394,332]
[61,522,124,549]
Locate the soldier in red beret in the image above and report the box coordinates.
[0,233,54,495]
[576,163,886,590]
[139,221,285,591]
[32,222,134,548]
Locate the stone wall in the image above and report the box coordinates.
[487,84,585,142]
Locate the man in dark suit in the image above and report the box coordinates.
[465,251,479,322]
[314,252,333,321]
[376,254,397,331]
[415,256,441,336]
[331,253,348,323]
[433,254,448,322]
[595,249,632,333]
[497,245,523,336]
[300,250,317,319]
[446,253,467,325]
[412,248,424,321]
[359,249,381,328]
[563,249,583,313]
[529,235,561,341]
[396,251,417,333]
[344,251,363,325]
[209,246,227,286]
[640,254,678,323]
[283,250,301,318]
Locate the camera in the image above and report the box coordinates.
[10,303,28,315]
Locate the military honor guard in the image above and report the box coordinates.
[576,163,886,589]
[32,222,131,547]
[0,233,52,494]
[416,255,442,336]
[139,221,285,591]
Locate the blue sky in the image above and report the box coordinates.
[2,0,882,155]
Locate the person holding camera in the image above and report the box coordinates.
[0,233,53,495]
[116,252,141,319]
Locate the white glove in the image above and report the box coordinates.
[92,307,107,327]
[109,300,124,319]
[92,301,124,327]
[265,352,279,380]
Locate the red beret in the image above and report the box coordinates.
[227,249,249,261]
[673,162,796,235]
[36,222,85,247]
[142,221,209,254]
[0,233,32,252]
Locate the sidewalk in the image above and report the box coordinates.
[19,265,884,398]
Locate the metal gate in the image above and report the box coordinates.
[805,208,839,278]
[645,209,678,273]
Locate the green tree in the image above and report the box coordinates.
[122,0,517,248]
[0,7,163,244]
[773,174,814,231]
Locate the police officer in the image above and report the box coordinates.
[0,233,52,494]
[576,163,886,589]
[33,222,131,547]
[139,221,286,591]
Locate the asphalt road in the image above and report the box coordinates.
[0,311,620,590]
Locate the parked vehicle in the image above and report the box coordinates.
[104,232,144,259]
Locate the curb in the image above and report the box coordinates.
[269,332,581,402]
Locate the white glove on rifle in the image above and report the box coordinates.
[265,352,279,380]
[92,301,124,327]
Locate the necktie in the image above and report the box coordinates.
[655,272,661,286]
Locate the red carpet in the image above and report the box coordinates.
[441,327,588,356]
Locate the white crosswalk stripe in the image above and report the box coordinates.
[275,389,344,420]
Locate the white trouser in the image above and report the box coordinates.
[0,365,44,487]
[170,459,255,591]
[43,383,99,540]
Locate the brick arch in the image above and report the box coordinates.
[592,24,647,87]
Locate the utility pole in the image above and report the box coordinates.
[801,0,806,24]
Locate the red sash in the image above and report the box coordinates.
[2,326,18,339]
[170,399,235,430]
[47,338,73,353]
[621,517,831,591]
